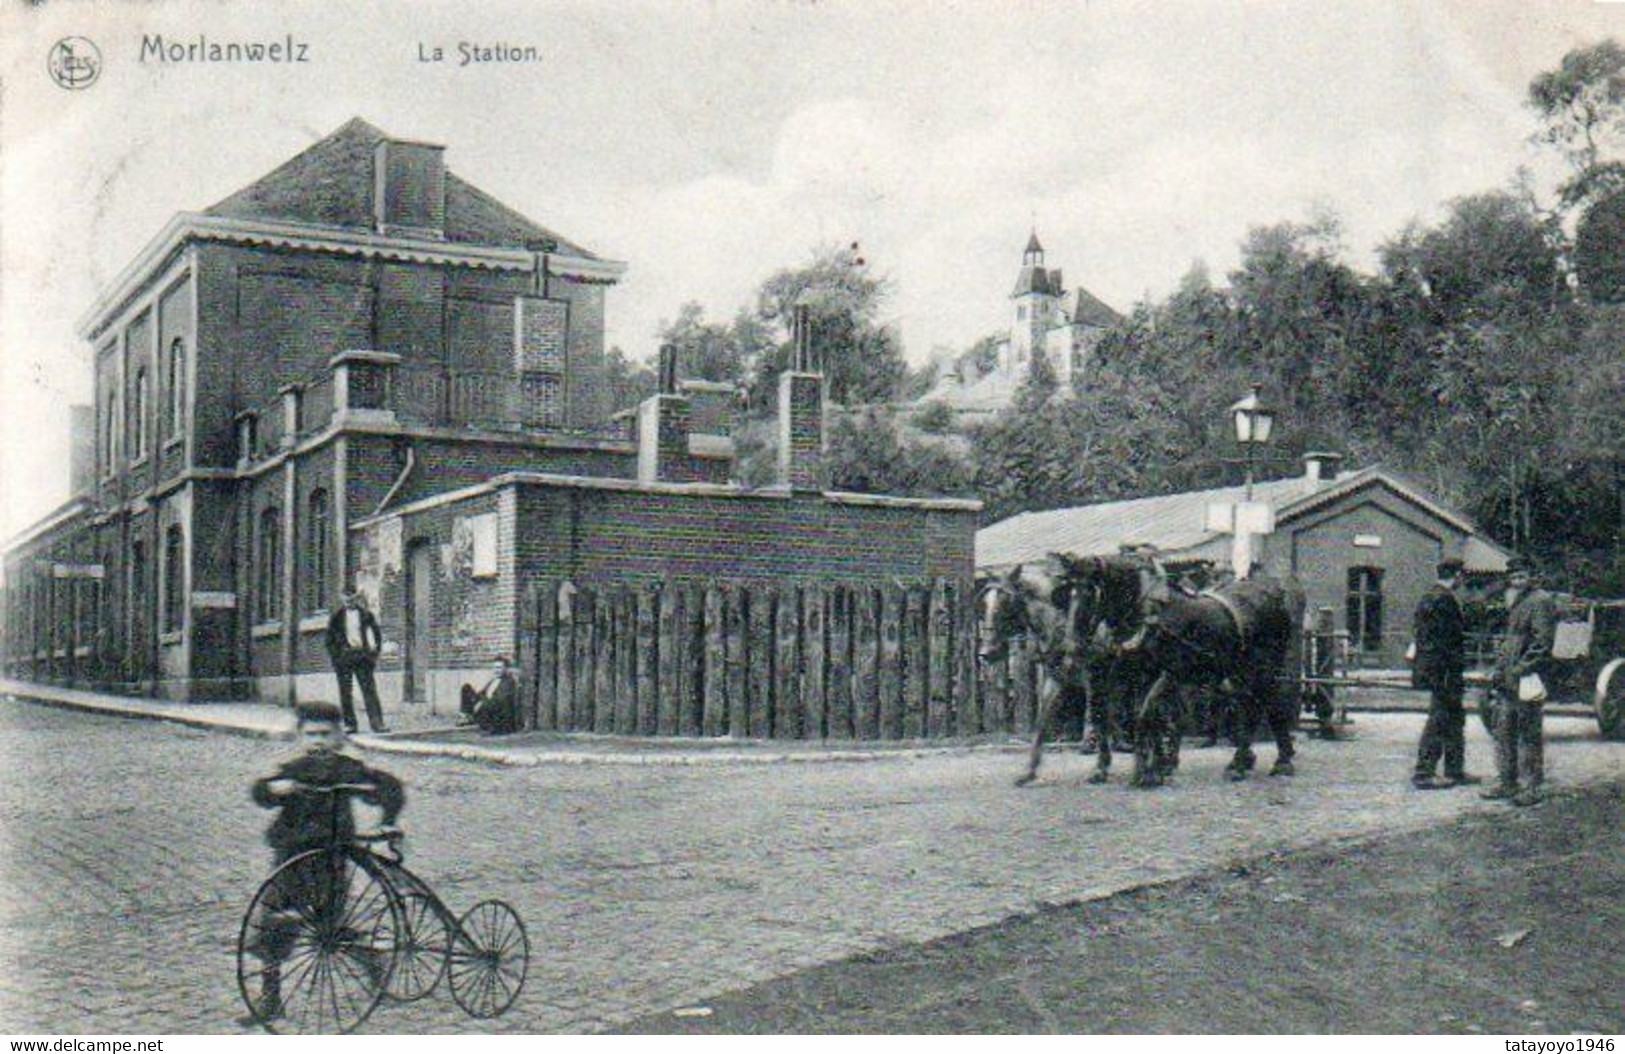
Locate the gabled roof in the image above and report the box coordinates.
[1071,286,1121,328]
[976,466,1511,574]
[1025,230,1044,255]
[205,117,597,257]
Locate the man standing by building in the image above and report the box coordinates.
[1482,560,1559,807]
[325,590,387,734]
[1412,558,1477,789]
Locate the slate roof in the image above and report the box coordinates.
[1071,285,1122,327]
[976,466,1512,574]
[205,117,596,257]
[1011,265,1064,298]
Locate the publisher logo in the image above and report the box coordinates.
[47,37,102,90]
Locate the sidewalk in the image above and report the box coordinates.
[2,676,1596,768]
[0,677,1025,766]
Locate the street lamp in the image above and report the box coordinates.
[1230,383,1276,501]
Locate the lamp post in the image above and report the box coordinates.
[1227,383,1276,577]
[1230,383,1276,501]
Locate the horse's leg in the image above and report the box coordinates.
[1158,682,1183,776]
[1016,678,1062,787]
[1265,674,1297,776]
[1226,681,1258,781]
[1089,674,1111,784]
[1131,673,1172,789]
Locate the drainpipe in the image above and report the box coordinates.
[374,444,416,518]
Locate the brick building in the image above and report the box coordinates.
[977,454,1512,668]
[2,118,980,711]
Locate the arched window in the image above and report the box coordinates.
[167,338,186,437]
[306,489,330,612]
[162,525,184,633]
[132,367,148,460]
[257,507,281,623]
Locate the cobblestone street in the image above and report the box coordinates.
[1,698,1621,1033]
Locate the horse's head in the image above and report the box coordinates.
[977,564,1053,665]
[1051,551,1168,648]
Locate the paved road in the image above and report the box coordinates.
[631,782,1625,1034]
[1,699,1621,1033]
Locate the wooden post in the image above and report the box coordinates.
[927,579,952,737]
[878,584,903,739]
[748,586,773,737]
[517,580,541,731]
[854,587,880,739]
[680,582,703,737]
[575,588,597,732]
[556,582,578,730]
[725,583,747,737]
[773,585,800,738]
[903,585,927,739]
[657,581,680,736]
[614,590,636,735]
[802,585,826,739]
[702,584,726,737]
[594,592,614,734]
[826,586,853,739]
[534,583,558,731]
[635,584,658,735]
[950,583,977,736]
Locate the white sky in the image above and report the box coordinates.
[2,0,1622,539]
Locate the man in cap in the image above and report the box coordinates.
[1482,558,1559,807]
[1412,557,1478,789]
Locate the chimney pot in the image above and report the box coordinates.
[1303,451,1344,483]
[374,138,446,238]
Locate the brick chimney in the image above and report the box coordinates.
[777,304,825,491]
[374,138,446,238]
[68,405,94,495]
[1303,451,1344,483]
[637,343,701,484]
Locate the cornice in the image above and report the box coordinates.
[78,212,627,339]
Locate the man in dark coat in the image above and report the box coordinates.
[1482,560,1559,807]
[460,655,521,735]
[325,590,387,734]
[1412,558,1476,789]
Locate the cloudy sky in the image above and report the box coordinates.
[2,0,1622,537]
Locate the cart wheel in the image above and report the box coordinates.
[384,889,452,1003]
[236,849,401,1035]
[1597,659,1625,741]
[449,899,528,1018]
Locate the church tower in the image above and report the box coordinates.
[1009,230,1062,372]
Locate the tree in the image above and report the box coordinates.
[1575,190,1625,302]
[655,302,750,385]
[601,346,656,413]
[1528,39,1625,206]
[748,244,909,410]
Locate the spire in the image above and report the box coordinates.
[1023,228,1044,265]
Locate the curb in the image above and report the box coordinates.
[0,683,1026,767]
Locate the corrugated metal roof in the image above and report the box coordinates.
[978,475,1319,571]
[976,466,1512,573]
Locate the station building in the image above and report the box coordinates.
[2,118,979,709]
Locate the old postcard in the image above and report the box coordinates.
[2,0,1623,1038]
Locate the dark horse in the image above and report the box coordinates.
[1056,553,1307,786]
[977,560,1173,787]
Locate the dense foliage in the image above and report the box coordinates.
[633,43,1625,595]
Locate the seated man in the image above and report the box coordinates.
[460,655,520,735]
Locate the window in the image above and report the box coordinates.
[306,490,330,612]
[256,507,281,623]
[1346,566,1384,654]
[167,339,186,437]
[130,541,146,635]
[162,525,184,633]
[132,367,148,460]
